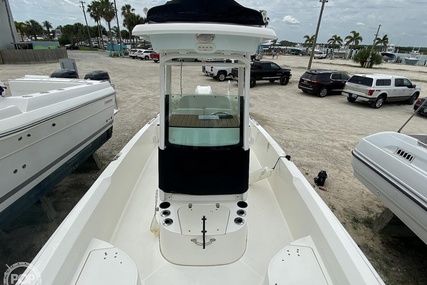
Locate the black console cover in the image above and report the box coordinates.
[147,0,265,26]
[159,146,249,195]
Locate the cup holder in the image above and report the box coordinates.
[234,217,245,225]
[162,218,173,226]
[161,210,171,217]
[236,209,246,217]
[159,202,170,209]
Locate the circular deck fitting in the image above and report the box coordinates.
[234,217,245,225]
[162,218,173,226]
[159,202,170,209]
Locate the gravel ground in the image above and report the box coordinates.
[1,50,427,284]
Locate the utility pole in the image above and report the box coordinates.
[364,24,381,68]
[79,1,92,49]
[307,0,328,70]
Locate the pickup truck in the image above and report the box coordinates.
[204,59,238,81]
[231,61,292,87]
[342,73,421,108]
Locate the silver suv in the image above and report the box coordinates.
[342,74,421,108]
[129,48,143,59]
[137,50,156,60]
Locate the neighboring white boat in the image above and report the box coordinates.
[404,56,419,65]
[380,44,398,62]
[352,131,427,244]
[0,76,116,226]
[404,48,421,65]
[18,2,384,285]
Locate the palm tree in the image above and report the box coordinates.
[98,0,116,52]
[327,34,343,48]
[121,4,144,44]
[123,13,145,44]
[375,34,389,51]
[87,0,104,48]
[43,20,53,39]
[303,34,315,47]
[303,34,315,55]
[345,30,363,48]
[25,19,44,41]
[121,3,134,17]
[15,21,27,41]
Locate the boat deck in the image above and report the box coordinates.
[110,144,293,284]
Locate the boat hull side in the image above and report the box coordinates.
[351,131,427,244]
[352,150,427,244]
[0,92,116,223]
[0,125,113,227]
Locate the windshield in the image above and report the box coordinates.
[166,93,241,147]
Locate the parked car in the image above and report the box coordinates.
[205,59,239,81]
[137,50,156,60]
[251,53,262,61]
[65,44,79,50]
[129,49,143,59]
[231,61,292,88]
[150,52,160,62]
[342,74,421,108]
[313,51,328,59]
[414,97,427,116]
[298,70,350,97]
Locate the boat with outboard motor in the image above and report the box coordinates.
[17,1,384,284]
[0,75,116,227]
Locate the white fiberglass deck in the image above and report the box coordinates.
[110,140,293,284]
[26,117,384,285]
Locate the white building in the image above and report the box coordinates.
[0,0,19,50]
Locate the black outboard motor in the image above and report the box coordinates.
[50,69,79,79]
[84,70,111,82]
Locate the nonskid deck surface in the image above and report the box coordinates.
[110,145,293,284]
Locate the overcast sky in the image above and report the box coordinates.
[9,0,427,47]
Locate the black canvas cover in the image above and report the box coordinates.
[147,0,265,26]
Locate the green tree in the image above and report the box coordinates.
[303,34,315,55]
[15,21,27,41]
[353,48,382,68]
[61,24,79,44]
[98,0,116,52]
[303,34,315,47]
[375,34,389,51]
[87,0,105,48]
[43,20,53,39]
[25,19,44,41]
[345,30,363,48]
[327,34,343,48]
[121,4,145,43]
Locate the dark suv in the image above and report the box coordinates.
[298,70,350,97]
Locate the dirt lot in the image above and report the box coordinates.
[1,51,427,284]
